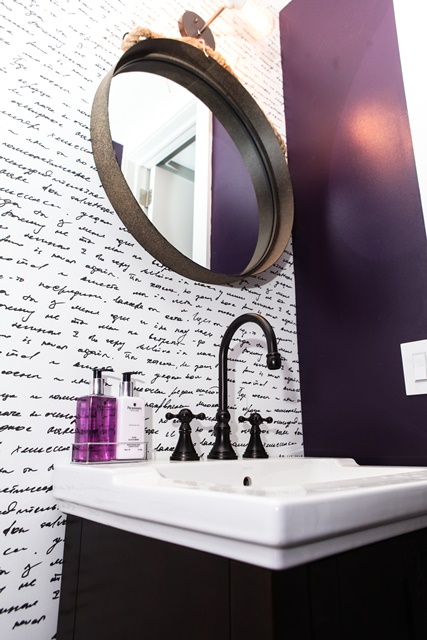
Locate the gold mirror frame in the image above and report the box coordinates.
[90,37,293,285]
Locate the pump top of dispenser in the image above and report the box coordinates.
[120,371,137,397]
[91,367,112,396]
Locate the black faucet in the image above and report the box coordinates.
[207,313,281,460]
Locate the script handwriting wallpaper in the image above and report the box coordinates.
[0,0,300,637]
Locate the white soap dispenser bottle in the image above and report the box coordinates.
[116,372,146,459]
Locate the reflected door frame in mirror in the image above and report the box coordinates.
[91,37,293,285]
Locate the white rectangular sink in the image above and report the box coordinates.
[53,457,427,569]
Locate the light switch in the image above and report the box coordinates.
[401,340,427,395]
[413,352,427,381]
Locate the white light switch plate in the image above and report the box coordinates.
[400,340,427,395]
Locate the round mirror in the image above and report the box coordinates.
[91,37,293,284]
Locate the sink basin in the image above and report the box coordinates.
[53,457,427,569]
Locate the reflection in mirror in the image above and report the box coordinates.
[108,72,259,275]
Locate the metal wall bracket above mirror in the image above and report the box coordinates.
[90,36,293,284]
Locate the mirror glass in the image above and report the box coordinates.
[108,72,259,275]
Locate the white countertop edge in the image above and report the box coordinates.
[56,499,427,570]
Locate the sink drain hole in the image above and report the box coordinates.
[243,476,252,486]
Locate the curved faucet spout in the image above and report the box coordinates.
[208,313,281,460]
[219,313,281,413]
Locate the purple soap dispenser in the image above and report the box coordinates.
[72,367,117,462]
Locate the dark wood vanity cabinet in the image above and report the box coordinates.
[57,516,427,640]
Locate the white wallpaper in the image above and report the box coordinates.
[0,0,301,637]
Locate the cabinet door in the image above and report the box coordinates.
[230,560,313,640]
[309,531,427,640]
[64,518,230,640]
[57,515,83,640]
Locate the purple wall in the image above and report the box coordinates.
[210,117,258,274]
[280,0,427,464]
[112,140,124,167]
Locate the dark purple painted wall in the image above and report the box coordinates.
[280,0,427,464]
[210,116,258,275]
[112,140,124,167]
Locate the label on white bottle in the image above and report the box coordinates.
[116,398,146,460]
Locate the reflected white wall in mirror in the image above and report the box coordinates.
[109,72,212,267]
[108,70,259,275]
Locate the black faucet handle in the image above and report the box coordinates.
[166,409,206,425]
[238,412,273,427]
[239,412,272,459]
[165,409,205,462]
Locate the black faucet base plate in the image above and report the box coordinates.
[207,451,238,460]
